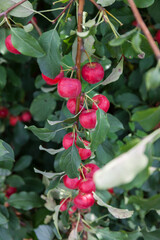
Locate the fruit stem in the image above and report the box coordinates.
[0,0,28,18]
[128,0,160,60]
[75,0,85,115]
[85,94,99,109]
[80,166,86,180]
[31,18,42,36]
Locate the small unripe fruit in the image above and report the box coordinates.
[62,132,77,149]
[82,62,104,84]
[155,30,160,44]
[9,116,19,126]
[5,186,17,198]
[74,192,95,209]
[78,140,92,160]
[78,179,96,193]
[63,175,80,189]
[58,78,81,98]
[79,109,96,129]
[0,107,9,118]
[60,198,70,212]
[42,66,64,85]
[5,35,21,55]
[82,163,100,179]
[20,111,32,122]
[92,94,110,112]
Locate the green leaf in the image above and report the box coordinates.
[39,145,64,155]
[145,63,160,90]
[34,168,64,179]
[26,125,56,142]
[37,29,61,79]
[0,0,33,17]
[97,0,115,7]
[6,174,25,187]
[129,194,160,211]
[132,106,160,131]
[60,143,81,178]
[95,227,128,240]
[116,93,141,109]
[102,58,124,86]
[35,225,55,240]
[142,229,160,240]
[53,206,62,239]
[93,192,134,219]
[0,66,7,89]
[0,227,12,240]
[123,0,155,8]
[30,93,56,121]
[94,129,160,189]
[8,192,43,210]
[109,29,136,47]
[0,140,14,162]
[11,28,45,58]
[0,212,8,225]
[131,32,145,57]
[107,114,124,133]
[13,155,32,172]
[91,109,110,151]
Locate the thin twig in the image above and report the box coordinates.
[31,18,42,36]
[75,0,85,115]
[0,0,28,18]
[52,0,74,24]
[128,0,160,60]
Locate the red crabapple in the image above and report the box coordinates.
[68,205,77,215]
[0,107,9,118]
[5,186,17,198]
[155,30,160,44]
[67,96,84,115]
[60,198,70,212]
[81,62,104,84]
[108,188,114,194]
[132,20,138,27]
[20,111,32,122]
[92,94,110,112]
[9,116,19,126]
[57,78,81,98]
[82,163,100,179]
[42,66,64,85]
[79,109,96,129]
[5,35,21,54]
[78,140,92,160]
[78,178,96,193]
[63,175,80,189]
[62,132,77,149]
[74,192,95,209]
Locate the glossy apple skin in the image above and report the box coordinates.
[9,116,19,126]
[58,78,81,98]
[20,111,32,122]
[62,132,77,149]
[74,192,95,209]
[0,107,9,118]
[78,179,96,193]
[5,35,21,54]
[82,62,104,84]
[67,97,84,115]
[79,109,96,129]
[42,66,64,85]
[5,186,17,198]
[92,94,110,112]
[63,175,80,189]
[155,30,160,44]
[82,163,100,179]
[60,198,70,211]
[78,140,92,160]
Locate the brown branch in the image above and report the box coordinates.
[52,0,74,24]
[75,0,85,114]
[0,0,28,18]
[31,18,42,36]
[128,0,160,60]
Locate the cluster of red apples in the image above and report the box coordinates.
[0,107,32,126]
[4,32,112,211]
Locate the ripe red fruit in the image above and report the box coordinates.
[78,140,92,160]
[20,111,32,122]
[108,188,114,194]
[58,78,81,98]
[5,35,21,54]
[62,132,77,149]
[82,163,100,179]
[92,94,110,112]
[60,198,70,212]
[9,116,19,126]
[155,30,160,44]
[63,175,80,189]
[74,192,95,209]
[78,179,96,193]
[42,66,64,85]
[68,205,77,215]
[0,107,9,118]
[79,109,96,129]
[67,96,84,115]
[82,62,104,84]
[5,186,17,198]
